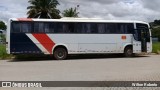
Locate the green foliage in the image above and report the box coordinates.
[152,42,160,54]
[27,0,61,19]
[0,21,7,30]
[0,45,12,59]
[152,27,160,41]
[62,7,79,17]
[154,20,160,25]
[150,20,160,41]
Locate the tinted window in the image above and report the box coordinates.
[34,22,44,33]
[12,22,21,33]
[75,23,98,33]
[44,23,50,33]
[21,22,32,33]
[106,23,117,33]
[55,23,64,33]
[75,23,85,33]
[33,22,56,33]
[97,24,105,33]
[11,21,134,34]
[90,23,97,33]
[136,23,150,42]
[117,23,134,34]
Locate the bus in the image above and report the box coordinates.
[6,18,152,60]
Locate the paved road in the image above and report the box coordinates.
[0,55,160,90]
[0,55,160,81]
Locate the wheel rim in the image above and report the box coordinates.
[126,49,132,56]
[57,51,65,58]
[55,49,66,59]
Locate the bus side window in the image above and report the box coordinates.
[85,23,91,33]
[91,23,97,33]
[117,24,127,34]
[56,22,63,33]
[49,23,55,33]
[127,24,134,34]
[44,23,52,33]
[98,24,105,33]
[105,24,109,33]
[34,22,44,33]
[62,23,69,33]
[68,23,75,33]
[21,22,32,33]
[44,23,49,33]
[107,23,117,33]
[75,23,83,33]
[12,22,21,33]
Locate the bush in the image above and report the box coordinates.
[152,42,160,54]
[0,44,12,59]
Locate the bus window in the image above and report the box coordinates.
[127,24,134,34]
[98,24,105,33]
[21,22,32,33]
[136,23,150,42]
[12,22,21,33]
[44,23,50,33]
[85,23,91,33]
[44,23,55,33]
[34,22,44,33]
[117,23,134,34]
[56,22,63,33]
[75,23,83,33]
[68,23,75,33]
[90,23,97,33]
[106,23,117,33]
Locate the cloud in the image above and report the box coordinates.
[0,0,28,23]
[58,0,160,22]
[142,0,160,11]
[0,0,160,23]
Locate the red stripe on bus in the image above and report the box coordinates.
[17,18,33,21]
[32,34,55,54]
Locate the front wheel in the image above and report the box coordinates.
[53,48,67,60]
[124,47,133,57]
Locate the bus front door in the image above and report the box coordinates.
[133,28,148,53]
[140,29,147,52]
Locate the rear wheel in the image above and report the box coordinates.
[124,46,133,57]
[53,48,67,60]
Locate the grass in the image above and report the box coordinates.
[152,42,160,54]
[0,44,12,59]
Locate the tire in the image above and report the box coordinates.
[124,47,133,57]
[53,48,67,60]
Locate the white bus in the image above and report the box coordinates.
[6,18,152,60]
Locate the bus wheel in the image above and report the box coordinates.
[124,46,133,57]
[53,48,67,60]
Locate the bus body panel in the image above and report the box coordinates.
[10,33,43,54]
[48,34,132,54]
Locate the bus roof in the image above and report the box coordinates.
[9,18,149,25]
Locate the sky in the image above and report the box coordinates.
[0,0,160,23]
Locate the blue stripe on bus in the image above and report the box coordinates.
[10,33,43,54]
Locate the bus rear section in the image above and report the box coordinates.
[7,19,44,54]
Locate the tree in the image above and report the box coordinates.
[62,7,79,17]
[154,20,160,25]
[27,0,61,19]
[152,27,160,41]
[0,21,7,30]
[150,19,160,41]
